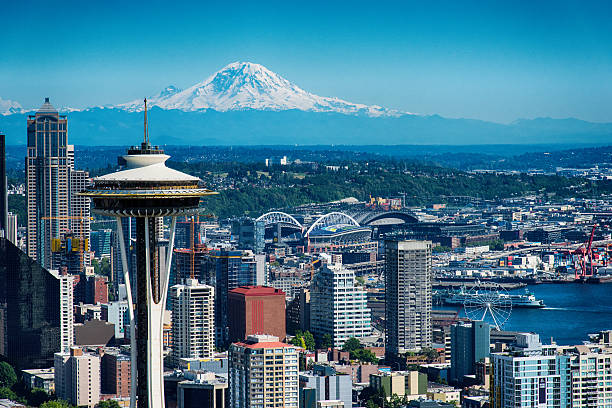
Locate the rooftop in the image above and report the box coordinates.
[229,285,285,297]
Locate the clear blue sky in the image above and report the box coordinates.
[1,0,611,123]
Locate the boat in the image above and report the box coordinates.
[438,287,546,308]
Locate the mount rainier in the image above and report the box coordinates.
[1,62,611,145]
[111,62,403,117]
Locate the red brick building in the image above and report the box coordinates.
[228,286,286,343]
[101,350,131,398]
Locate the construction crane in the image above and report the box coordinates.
[574,224,597,280]
[174,213,215,280]
[42,213,93,273]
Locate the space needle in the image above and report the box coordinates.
[80,100,217,408]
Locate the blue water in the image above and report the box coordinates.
[438,283,612,345]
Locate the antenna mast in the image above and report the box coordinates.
[144,98,148,144]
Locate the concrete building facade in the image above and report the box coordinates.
[170,279,215,366]
[385,240,432,357]
[229,335,299,408]
[309,263,371,348]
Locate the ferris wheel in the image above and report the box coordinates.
[464,281,512,330]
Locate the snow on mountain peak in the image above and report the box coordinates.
[0,97,24,115]
[117,61,405,117]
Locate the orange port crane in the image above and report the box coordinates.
[574,224,597,280]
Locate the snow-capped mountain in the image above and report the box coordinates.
[0,97,24,115]
[115,62,404,117]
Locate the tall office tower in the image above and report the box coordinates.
[90,228,112,258]
[170,278,215,366]
[449,321,490,385]
[0,133,7,238]
[173,244,208,286]
[54,346,101,408]
[385,240,432,359]
[26,98,70,269]
[81,103,216,408]
[202,249,266,346]
[227,286,286,343]
[6,212,17,245]
[491,334,572,408]
[286,288,311,334]
[229,334,299,408]
[0,237,62,368]
[69,169,92,255]
[53,271,75,353]
[309,263,371,348]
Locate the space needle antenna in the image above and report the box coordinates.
[144,98,148,145]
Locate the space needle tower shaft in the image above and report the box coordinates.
[80,100,216,408]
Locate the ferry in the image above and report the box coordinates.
[439,288,546,308]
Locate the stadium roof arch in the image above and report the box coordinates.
[255,211,304,230]
[356,211,419,226]
[305,212,361,236]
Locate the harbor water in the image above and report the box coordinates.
[439,283,612,345]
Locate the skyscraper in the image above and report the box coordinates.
[26,98,70,269]
[385,240,432,359]
[0,133,7,238]
[0,237,62,368]
[229,334,299,408]
[170,278,215,366]
[449,320,490,385]
[309,263,371,348]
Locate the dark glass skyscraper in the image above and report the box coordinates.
[0,237,61,368]
[26,98,70,269]
[450,320,490,385]
[0,133,7,237]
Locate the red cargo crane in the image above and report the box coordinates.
[574,224,597,280]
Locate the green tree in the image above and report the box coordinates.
[92,258,111,277]
[40,400,73,408]
[27,388,51,407]
[302,331,316,351]
[320,334,333,349]
[98,400,121,408]
[0,387,18,401]
[0,362,17,388]
[342,337,363,353]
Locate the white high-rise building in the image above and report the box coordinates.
[309,263,371,348]
[6,212,17,245]
[229,334,299,408]
[170,278,215,365]
[69,170,91,247]
[50,270,75,353]
[385,240,432,357]
[54,346,101,408]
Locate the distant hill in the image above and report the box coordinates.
[1,107,612,146]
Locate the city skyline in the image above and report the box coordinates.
[1,1,612,123]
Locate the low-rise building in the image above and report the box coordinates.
[370,371,428,401]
